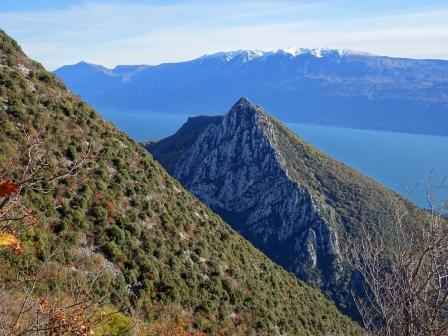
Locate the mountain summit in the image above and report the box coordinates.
[147,97,420,317]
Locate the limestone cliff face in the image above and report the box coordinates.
[154,98,346,301]
[147,97,407,317]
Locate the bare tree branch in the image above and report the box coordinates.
[346,191,448,336]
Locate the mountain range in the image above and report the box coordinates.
[55,48,448,136]
[0,29,363,335]
[146,97,422,318]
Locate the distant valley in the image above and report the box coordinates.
[55,48,448,136]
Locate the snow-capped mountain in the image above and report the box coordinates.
[198,49,267,62]
[201,48,365,62]
[55,49,448,135]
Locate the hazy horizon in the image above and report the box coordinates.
[60,47,448,70]
[1,0,448,70]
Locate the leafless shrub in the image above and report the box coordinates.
[346,184,448,336]
[0,251,100,336]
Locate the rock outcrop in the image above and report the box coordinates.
[147,97,416,318]
[172,98,343,286]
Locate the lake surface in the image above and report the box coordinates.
[288,123,448,208]
[99,108,448,208]
[100,108,188,141]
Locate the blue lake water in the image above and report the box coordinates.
[288,123,448,208]
[99,108,448,208]
[100,109,188,141]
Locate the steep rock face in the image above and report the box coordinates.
[173,99,343,288]
[147,98,413,317]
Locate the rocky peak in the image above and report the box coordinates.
[165,100,345,294]
[173,98,275,190]
[147,98,413,318]
[221,97,264,133]
[230,96,257,111]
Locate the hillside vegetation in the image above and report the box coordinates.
[0,30,360,335]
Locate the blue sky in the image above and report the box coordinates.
[1,0,448,69]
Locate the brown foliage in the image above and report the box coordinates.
[0,258,109,336]
[0,181,17,197]
[0,228,22,254]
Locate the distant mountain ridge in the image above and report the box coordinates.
[192,48,370,63]
[147,97,423,318]
[55,49,448,136]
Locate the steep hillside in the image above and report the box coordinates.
[147,97,420,318]
[0,30,361,335]
[56,49,448,136]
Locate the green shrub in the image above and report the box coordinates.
[66,144,77,160]
[102,241,121,261]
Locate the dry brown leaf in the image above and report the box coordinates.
[0,231,23,254]
[0,181,18,197]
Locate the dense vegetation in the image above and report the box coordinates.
[0,30,361,335]
[270,116,421,234]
